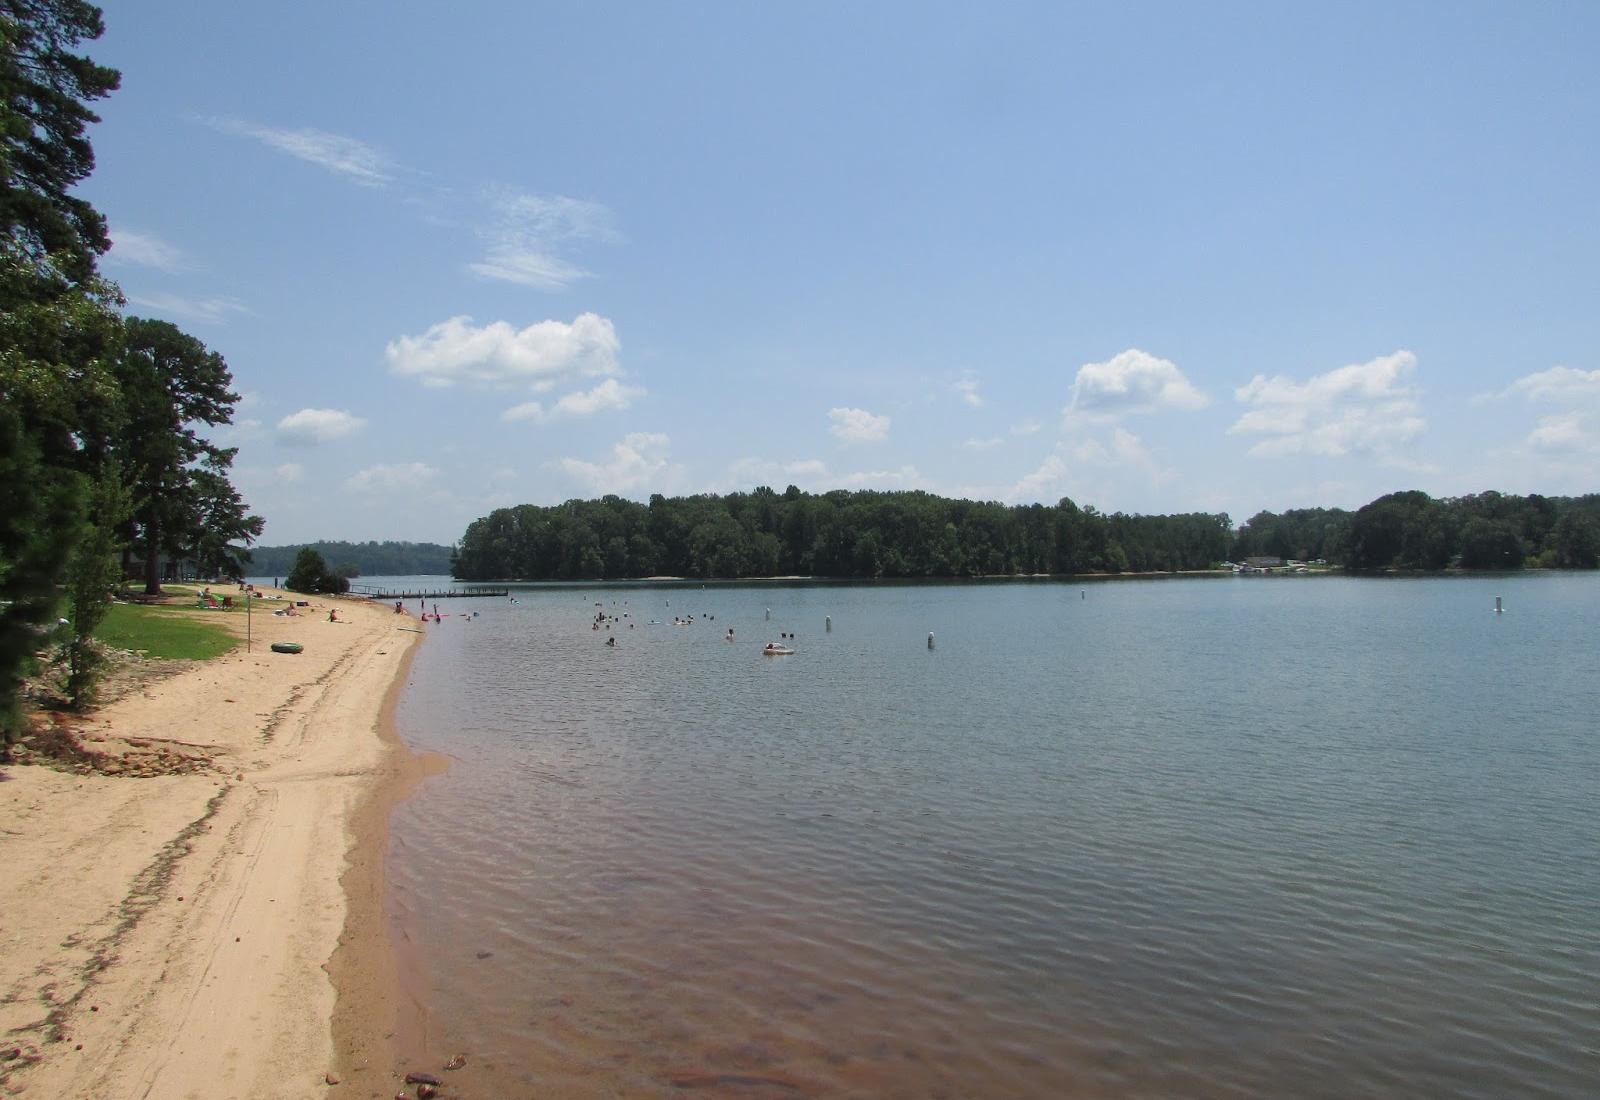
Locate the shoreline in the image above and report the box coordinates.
[0,588,425,1099]
[327,627,455,1091]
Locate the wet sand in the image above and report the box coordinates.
[0,589,424,1099]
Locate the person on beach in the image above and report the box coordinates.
[328,609,338,622]
[394,600,404,614]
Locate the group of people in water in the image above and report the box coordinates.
[587,597,795,654]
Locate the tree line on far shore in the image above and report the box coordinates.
[1236,489,1600,571]
[246,540,454,579]
[450,488,1600,582]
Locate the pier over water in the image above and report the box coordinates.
[348,582,509,600]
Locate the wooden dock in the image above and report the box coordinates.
[349,583,510,600]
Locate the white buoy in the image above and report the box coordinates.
[825,615,832,632]
[1495,595,1503,614]
[1081,590,1086,599]
[765,607,771,620]
[927,631,935,649]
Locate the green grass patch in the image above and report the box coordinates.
[95,602,239,661]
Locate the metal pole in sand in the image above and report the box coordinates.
[247,585,252,653]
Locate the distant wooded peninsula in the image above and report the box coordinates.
[246,540,454,578]
[449,488,1600,581]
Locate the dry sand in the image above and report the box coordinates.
[0,590,427,1099]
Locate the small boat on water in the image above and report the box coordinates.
[762,643,795,656]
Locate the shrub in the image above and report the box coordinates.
[286,548,350,594]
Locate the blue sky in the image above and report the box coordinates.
[87,2,1600,544]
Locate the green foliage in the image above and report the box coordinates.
[0,0,121,282]
[1337,490,1598,571]
[93,602,236,661]
[245,540,454,577]
[285,547,349,594]
[1458,518,1524,570]
[451,488,1233,581]
[59,468,127,706]
[112,317,261,593]
[453,486,1600,581]
[0,404,82,752]
[1548,509,1600,568]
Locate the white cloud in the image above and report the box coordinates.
[1070,427,1172,483]
[1007,455,1068,501]
[725,457,830,490]
[468,249,589,290]
[836,465,923,488]
[963,436,1005,450]
[387,313,620,389]
[126,292,248,325]
[1474,364,1600,460]
[275,463,305,484]
[206,117,392,186]
[1010,419,1042,436]
[1229,350,1424,458]
[1068,349,1208,418]
[344,462,438,493]
[107,229,188,272]
[1503,365,1600,405]
[502,379,644,423]
[560,432,672,493]
[828,406,890,442]
[469,191,621,290]
[277,408,368,445]
[1527,412,1599,453]
[954,371,983,408]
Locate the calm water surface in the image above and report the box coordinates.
[387,575,1600,1098]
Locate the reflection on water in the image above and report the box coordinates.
[389,575,1600,1098]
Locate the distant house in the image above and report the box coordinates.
[1244,556,1284,569]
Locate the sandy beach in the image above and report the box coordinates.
[0,590,425,1100]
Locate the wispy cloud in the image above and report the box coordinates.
[836,465,923,488]
[1070,426,1172,484]
[828,406,890,442]
[126,292,248,325]
[963,436,1004,450]
[204,116,394,187]
[468,190,621,290]
[560,432,674,493]
[344,462,438,493]
[1068,349,1208,419]
[502,378,644,423]
[107,228,188,272]
[1229,349,1423,458]
[277,408,368,445]
[1007,454,1068,502]
[387,313,620,389]
[1484,365,1600,405]
[954,370,983,408]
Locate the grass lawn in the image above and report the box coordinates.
[94,602,240,661]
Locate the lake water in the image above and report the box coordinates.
[385,574,1600,1098]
